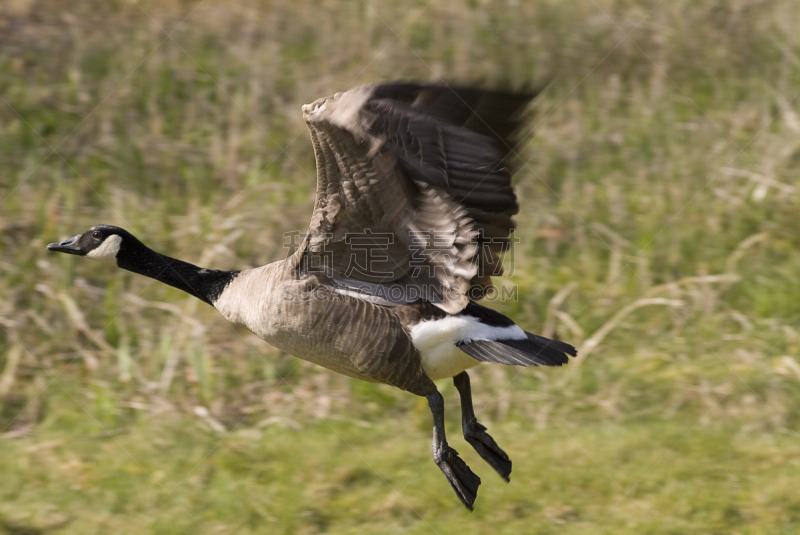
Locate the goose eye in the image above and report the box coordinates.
[92,231,102,240]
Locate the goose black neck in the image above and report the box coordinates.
[116,239,238,305]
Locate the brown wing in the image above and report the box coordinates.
[296,83,536,313]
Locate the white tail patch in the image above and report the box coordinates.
[86,234,122,264]
[409,315,526,380]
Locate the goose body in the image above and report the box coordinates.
[47,83,576,510]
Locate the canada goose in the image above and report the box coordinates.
[47,83,576,510]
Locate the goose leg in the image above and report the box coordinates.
[453,371,512,482]
[426,390,481,510]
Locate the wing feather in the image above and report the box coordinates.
[297,83,537,313]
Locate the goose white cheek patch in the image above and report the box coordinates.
[86,234,122,264]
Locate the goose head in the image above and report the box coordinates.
[47,225,234,305]
[46,225,135,265]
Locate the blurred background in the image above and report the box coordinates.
[1,0,800,532]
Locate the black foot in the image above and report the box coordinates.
[464,419,512,482]
[434,444,482,511]
[453,371,513,482]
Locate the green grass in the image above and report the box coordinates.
[5,412,800,534]
[2,0,800,532]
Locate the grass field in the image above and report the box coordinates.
[2,0,800,532]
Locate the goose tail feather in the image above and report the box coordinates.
[457,332,576,367]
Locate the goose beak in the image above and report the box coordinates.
[46,235,83,255]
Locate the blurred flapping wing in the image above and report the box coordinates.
[296,83,536,313]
